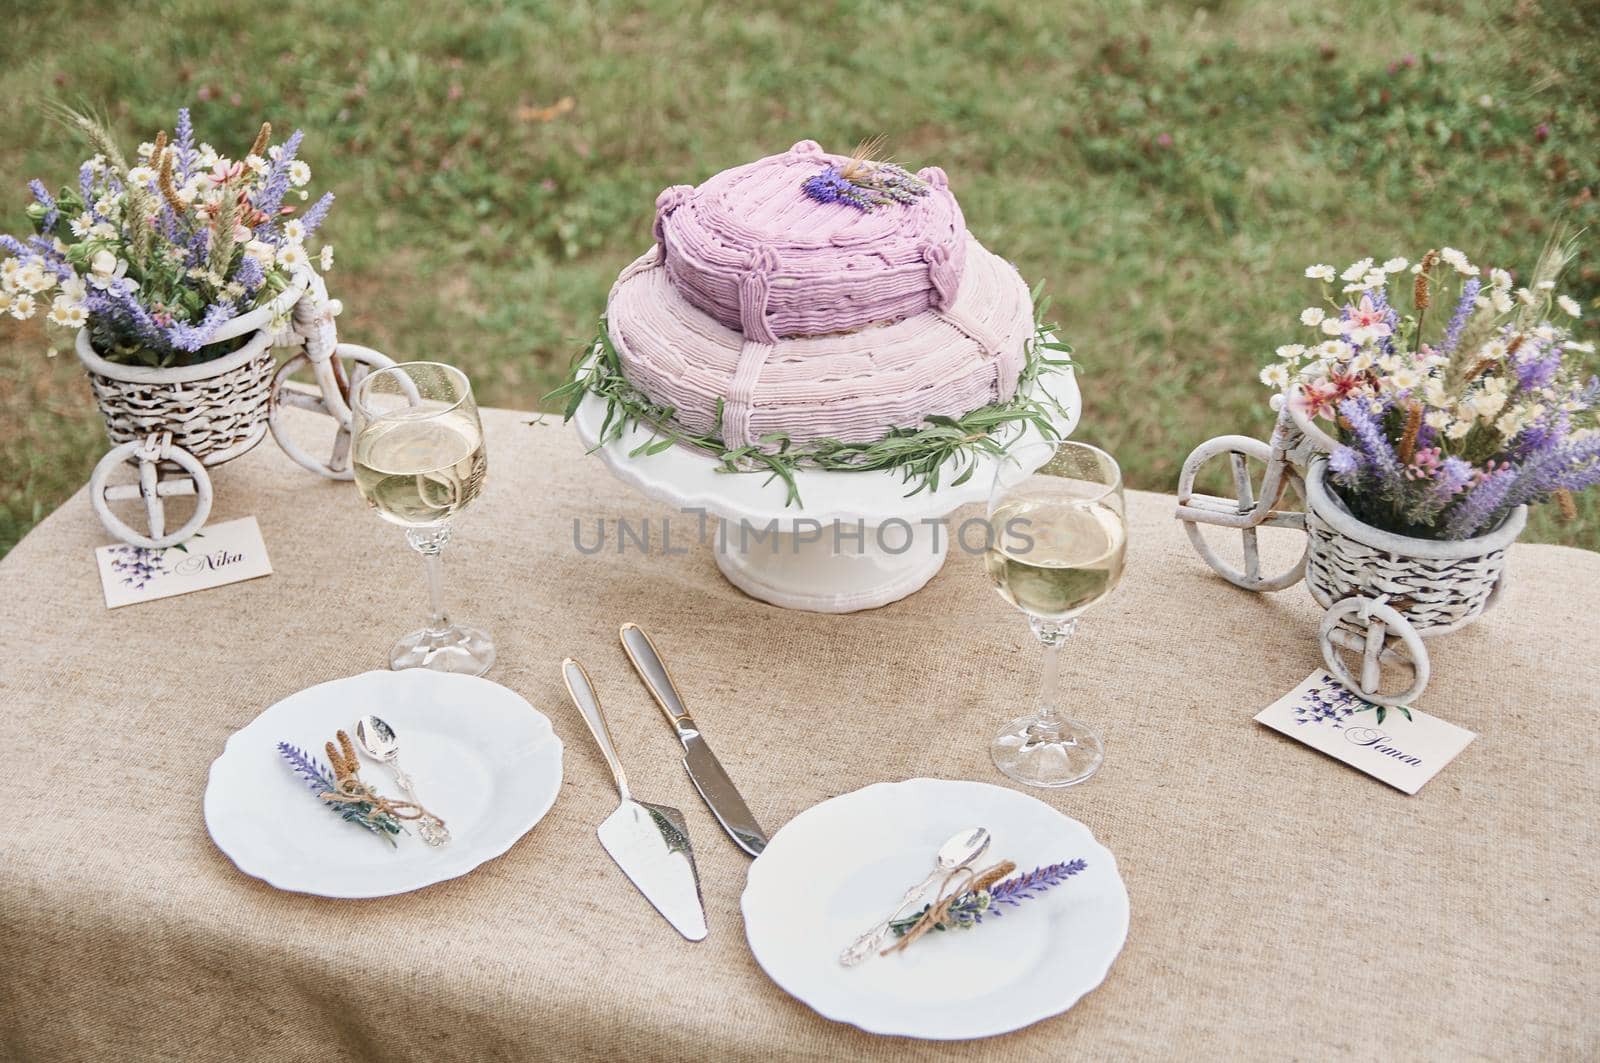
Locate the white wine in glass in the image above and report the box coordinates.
[986,440,1126,788]
[351,362,495,676]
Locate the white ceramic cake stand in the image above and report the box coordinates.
[570,366,1081,613]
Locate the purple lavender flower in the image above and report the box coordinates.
[173,107,196,182]
[801,166,873,210]
[1440,279,1480,356]
[300,191,335,238]
[1329,444,1364,478]
[1513,346,1560,392]
[167,302,238,352]
[79,163,96,205]
[277,742,337,794]
[252,129,303,222]
[985,859,1089,913]
[232,253,265,295]
[1503,433,1600,510]
[1442,467,1517,538]
[28,179,58,232]
[1339,397,1404,500]
[1367,287,1399,357]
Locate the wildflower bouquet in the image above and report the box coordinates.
[1262,243,1598,540]
[1,107,334,368]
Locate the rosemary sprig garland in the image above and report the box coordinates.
[548,281,1076,507]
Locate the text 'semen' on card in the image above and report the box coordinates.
[96,516,273,609]
[1255,671,1476,795]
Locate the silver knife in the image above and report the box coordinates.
[619,623,769,857]
[561,657,708,941]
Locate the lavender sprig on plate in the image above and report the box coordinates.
[276,741,404,845]
[888,858,1089,936]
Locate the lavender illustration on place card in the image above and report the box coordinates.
[1255,671,1476,795]
[94,516,272,608]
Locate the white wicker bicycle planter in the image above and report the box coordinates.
[1303,457,1525,704]
[77,269,397,549]
[1175,385,1528,707]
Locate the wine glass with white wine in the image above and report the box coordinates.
[985,440,1126,788]
[351,361,494,676]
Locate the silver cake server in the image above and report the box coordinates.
[620,623,768,857]
[561,657,708,942]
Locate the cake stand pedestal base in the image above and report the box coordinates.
[570,360,1080,613]
[711,519,949,613]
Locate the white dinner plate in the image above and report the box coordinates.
[204,669,563,898]
[741,778,1129,1040]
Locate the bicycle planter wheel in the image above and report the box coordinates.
[1303,457,1526,706]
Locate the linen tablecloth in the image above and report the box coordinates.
[1,405,1596,1062]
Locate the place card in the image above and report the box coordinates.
[95,516,273,608]
[1255,671,1475,795]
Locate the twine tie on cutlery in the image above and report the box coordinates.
[322,731,445,833]
[881,860,1016,956]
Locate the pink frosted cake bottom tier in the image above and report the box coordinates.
[605,236,1033,451]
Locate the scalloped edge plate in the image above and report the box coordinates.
[741,778,1128,1039]
[204,670,563,898]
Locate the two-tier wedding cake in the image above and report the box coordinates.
[602,140,1038,452]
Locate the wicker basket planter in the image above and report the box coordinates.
[74,277,307,468]
[1303,457,1527,637]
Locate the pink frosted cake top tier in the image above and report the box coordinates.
[652,140,967,342]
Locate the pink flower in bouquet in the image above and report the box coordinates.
[1340,295,1393,345]
[1292,378,1341,420]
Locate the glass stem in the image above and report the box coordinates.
[406,525,453,634]
[1030,617,1077,734]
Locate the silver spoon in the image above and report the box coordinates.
[838,826,991,966]
[355,715,451,847]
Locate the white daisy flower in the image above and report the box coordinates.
[198,144,218,167]
[1382,257,1408,273]
[289,160,311,187]
[282,219,305,242]
[1534,325,1557,342]
[1424,410,1452,431]
[1305,264,1335,281]
[59,276,87,303]
[0,257,17,281]
[1388,367,1421,391]
[1445,418,1473,440]
[1315,340,1349,362]
[91,222,118,240]
[277,243,309,271]
[10,293,37,320]
[16,263,53,294]
[1563,340,1596,354]
[1300,307,1325,327]
[1471,390,1507,419]
[48,298,87,329]
[244,240,276,264]
[137,141,155,160]
[245,154,270,176]
[69,213,95,238]
[126,166,156,186]
[319,244,334,272]
[1490,289,1514,314]
[1340,258,1374,282]
[1320,317,1345,336]
[1516,287,1538,306]
[1489,268,1513,291]
[1440,247,1478,275]
[1259,363,1290,389]
[1558,295,1582,317]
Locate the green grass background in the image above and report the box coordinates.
[2,0,1596,556]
